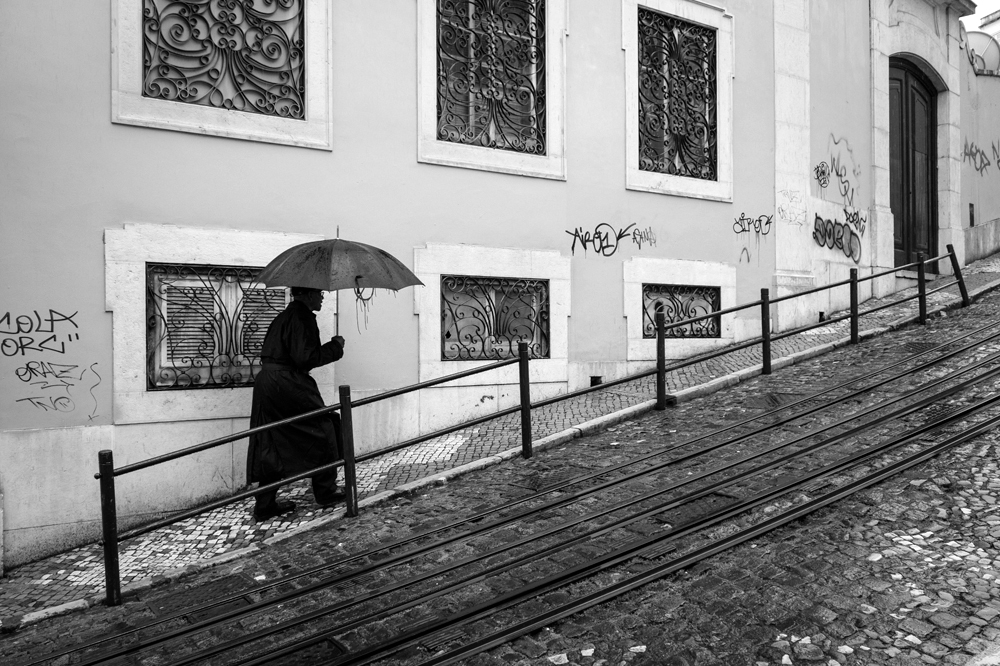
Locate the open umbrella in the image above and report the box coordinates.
[256,239,423,292]
[257,239,423,334]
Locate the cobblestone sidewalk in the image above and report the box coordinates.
[2,256,1000,630]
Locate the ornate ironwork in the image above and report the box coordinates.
[437,0,546,154]
[642,283,721,339]
[637,7,717,180]
[142,0,306,119]
[441,275,549,360]
[146,263,288,390]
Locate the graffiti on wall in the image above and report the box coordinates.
[813,213,862,263]
[3,308,101,420]
[566,222,657,256]
[813,162,831,188]
[828,135,862,208]
[732,213,773,237]
[733,213,773,264]
[963,138,1000,176]
[14,362,102,418]
[843,208,868,237]
[777,190,807,227]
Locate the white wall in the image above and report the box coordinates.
[2,0,779,565]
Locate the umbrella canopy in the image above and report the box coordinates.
[256,239,423,292]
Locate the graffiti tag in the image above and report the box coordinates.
[964,138,994,176]
[777,190,806,227]
[0,309,80,357]
[13,361,102,420]
[843,208,867,237]
[732,213,773,236]
[566,223,656,256]
[813,162,831,188]
[813,214,862,263]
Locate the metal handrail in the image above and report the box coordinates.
[95,244,971,605]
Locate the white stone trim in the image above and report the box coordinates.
[416,0,568,179]
[623,257,736,361]
[622,0,734,201]
[413,243,570,385]
[111,0,333,150]
[105,223,334,424]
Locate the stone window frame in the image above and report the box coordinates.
[106,223,334,424]
[623,257,735,361]
[414,243,570,385]
[416,0,568,179]
[111,0,333,150]
[622,0,735,201]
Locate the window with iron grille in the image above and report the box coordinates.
[642,283,720,338]
[637,7,717,180]
[441,275,550,360]
[142,0,306,119]
[146,263,289,390]
[437,0,546,154]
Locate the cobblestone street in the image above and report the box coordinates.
[4,259,1000,663]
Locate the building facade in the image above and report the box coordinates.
[1,0,997,568]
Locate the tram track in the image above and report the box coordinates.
[20,321,1000,666]
[224,357,1000,666]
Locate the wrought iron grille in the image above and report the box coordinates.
[142,0,306,119]
[642,283,721,339]
[441,275,550,361]
[146,263,289,390]
[637,7,717,180]
[437,0,546,154]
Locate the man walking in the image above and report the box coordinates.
[247,286,346,521]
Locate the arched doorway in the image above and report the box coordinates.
[889,58,937,267]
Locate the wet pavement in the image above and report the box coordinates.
[2,254,1000,646]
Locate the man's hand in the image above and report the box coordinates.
[332,335,345,348]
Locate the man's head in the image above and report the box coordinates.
[291,286,325,311]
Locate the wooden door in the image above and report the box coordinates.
[890,60,937,268]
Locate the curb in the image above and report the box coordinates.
[3,279,999,633]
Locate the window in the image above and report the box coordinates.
[113,0,332,149]
[637,8,717,179]
[142,0,305,119]
[641,283,721,338]
[441,275,550,360]
[146,264,289,390]
[417,0,566,178]
[437,0,546,154]
[623,0,733,201]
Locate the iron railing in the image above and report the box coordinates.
[95,245,970,605]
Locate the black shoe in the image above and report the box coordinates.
[254,500,296,522]
[316,490,347,507]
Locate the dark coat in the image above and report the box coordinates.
[247,299,344,483]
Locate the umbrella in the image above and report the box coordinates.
[256,239,423,292]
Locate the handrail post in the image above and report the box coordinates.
[917,253,927,324]
[947,244,971,307]
[518,341,532,459]
[850,268,859,344]
[760,288,771,375]
[338,386,358,518]
[98,450,121,606]
[655,311,666,410]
